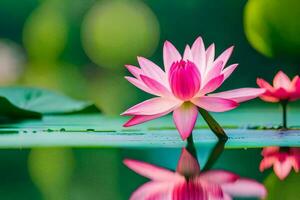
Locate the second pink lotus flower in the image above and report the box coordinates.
[122,37,265,140]
[257,71,300,128]
[257,71,300,103]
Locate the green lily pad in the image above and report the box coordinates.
[0,96,41,119]
[0,87,99,119]
[0,105,298,148]
[0,103,298,148]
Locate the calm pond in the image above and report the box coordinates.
[0,142,298,199]
[0,109,299,200]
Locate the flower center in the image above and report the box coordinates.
[169,60,201,101]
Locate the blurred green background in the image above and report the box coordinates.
[0,0,299,199]
[0,0,299,115]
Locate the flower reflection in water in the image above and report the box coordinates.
[124,141,266,200]
[260,146,300,180]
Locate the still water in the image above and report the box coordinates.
[0,139,298,200]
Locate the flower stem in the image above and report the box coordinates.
[198,108,228,141]
[281,101,288,129]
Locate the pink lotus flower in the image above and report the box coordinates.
[257,71,300,128]
[122,37,265,140]
[257,71,300,103]
[260,146,300,180]
[124,148,267,200]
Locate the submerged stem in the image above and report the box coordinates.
[186,132,226,172]
[202,140,226,171]
[198,108,228,141]
[281,101,288,129]
[186,134,198,162]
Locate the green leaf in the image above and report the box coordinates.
[0,104,298,148]
[0,107,298,148]
[0,96,42,119]
[198,108,228,140]
[0,87,99,119]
